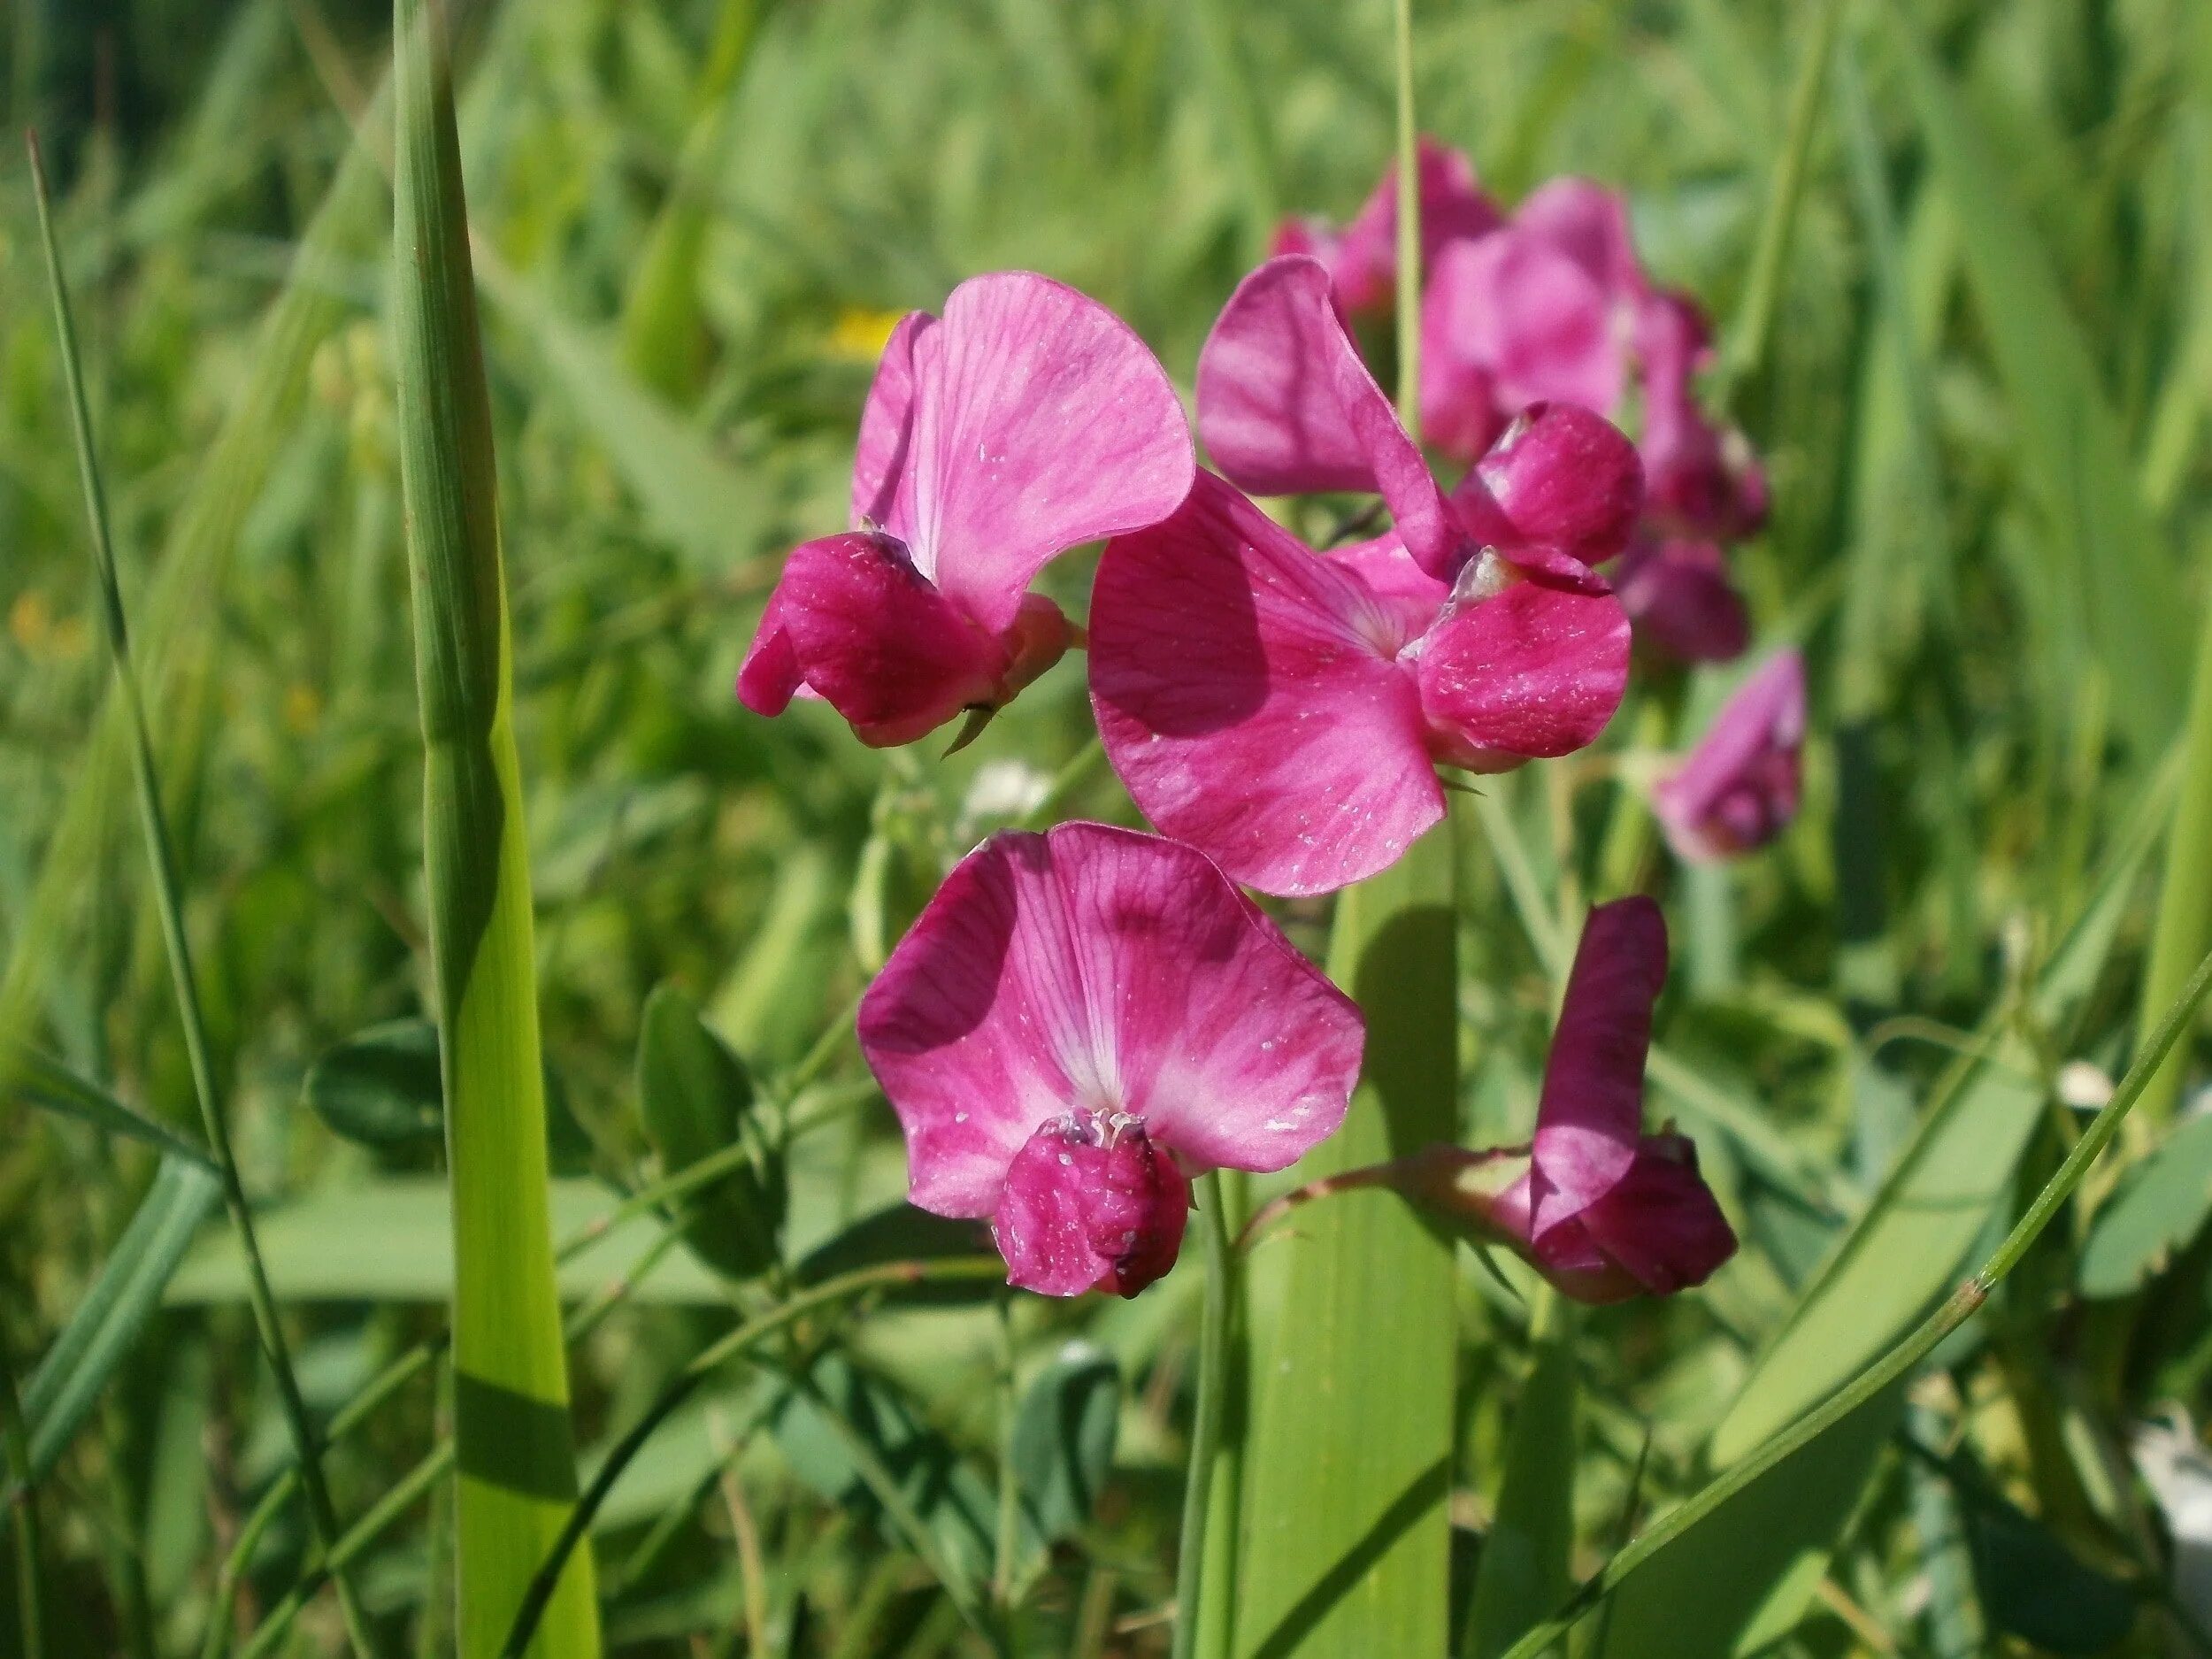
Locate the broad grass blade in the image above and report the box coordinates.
[1462,1302,1578,1659]
[391,0,602,1651]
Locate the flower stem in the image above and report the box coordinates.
[26,130,376,1659]
[1492,939,2212,1659]
[1392,0,1422,439]
[1173,1173,1235,1659]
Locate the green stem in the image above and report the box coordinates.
[26,132,376,1659]
[993,1295,1021,1608]
[1173,1174,1234,1659]
[1392,0,1422,437]
[1018,737,1110,833]
[1494,941,2212,1659]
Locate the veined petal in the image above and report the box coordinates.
[1413,556,1630,766]
[1528,896,1668,1242]
[1197,256,1469,579]
[849,311,933,535]
[767,532,1004,748]
[902,272,1194,633]
[1456,403,1644,565]
[1091,472,1447,896]
[858,823,1363,1222]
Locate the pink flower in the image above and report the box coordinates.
[1634,293,1769,542]
[857,823,1363,1297]
[1613,536,1750,664]
[1396,897,1735,1302]
[1088,257,1638,896]
[1271,136,1501,316]
[1651,649,1806,862]
[737,273,1194,747]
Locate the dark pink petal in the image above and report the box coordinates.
[858,822,1363,1227]
[1652,650,1806,862]
[1413,557,1630,768]
[1091,472,1447,895]
[1417,314,1508,467]
[1420,234,1624,445]
[1197,257,1469,579]
[771,532,1003,749]
[1567,1134,1737,1296]
[1527,897,1668,1245]
[1455,403,1644,565]
[1513,177,1646,303]
[849,311,933,534]
[736,582,804,717]
[993,1113,1192,1297]
[1614,537,1748,664]
[902,272,1194,633]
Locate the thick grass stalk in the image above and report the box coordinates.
[27,134,376,1659]
[389,3,600,1653]
[1233,12,1460,1652]
[1493,941,2212,1659]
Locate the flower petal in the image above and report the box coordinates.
[1512,177,1646,303]
[1528,896,1668,1243]
[1421,234,1625,443]
[736,581,804,717]
[1652,649,1806,861]
[1197,256,1468,578]
[1312,136,1502,314]
[1567,1133,1737,1296]
[1091,472,1447,895]
[1614,537,1749,664]
[993,1117,1191,1297]
[768,532,1003,748]
[902,272,1194,633]
[849,310,933,535]
[1455,403,1645,565]
[858,822,1364,1218]
[1413,559,1630,765]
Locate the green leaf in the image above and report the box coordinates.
[1010,1341,1119,1545]
[792,1203,998,1307]
[302,1018,445,1149]
[1463,1310,1578,1659]
[1954,1472,2139,1653]
[636,984,782,1280]
[1892,8,2187,756]
[19,1157,221,1483]
[8,1051,214,1169]
[2078,1111,2212,1298]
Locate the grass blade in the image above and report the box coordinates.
[9,1050,216,1170]
[1463,1296,1578,1659]
[391,1,601,1652]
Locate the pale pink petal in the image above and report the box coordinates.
[1652,650,1806,862]
[1090,472,1447,896]
[1413,558,1630,766]
[1528,897,1668,1243]
[858,823,1363,1223]
[1421,233,1625,427]
[993,1115,1191,1297]
[1329,531,1452,643]
[1454,403,1644,565]
[1513,178,1646,303]
[849,311,933,535]
[769,532,1003,749]
[902,272,1194,632]
[1197,256,1468,577]
[1614,537,1748,663]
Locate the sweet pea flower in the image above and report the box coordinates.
[1651,649,1805,862]
[1087,256,1638,896]
[1634,292,1769,542]
[1612,535,1750,664]
[1392,896,1735,1301]
[857,822,1363,1297]
[1272,136,1501,317]
[737,273,1194,747]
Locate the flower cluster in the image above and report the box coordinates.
[737,156,1788,1300]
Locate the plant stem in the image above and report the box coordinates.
[26,131,376,1659]
[1173,1174,1234,1659]
[1493,941,2212,1659]
[1392,0,1422,437]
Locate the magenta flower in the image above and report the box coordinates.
[1634,293,1770,542]
[857,822,1363,1297]
[737,273,1194,747]
[1271,136,1501,317]
[1088,257,1638,896]
[1613,535,1750,664]
[1651,649,1806,862]
[1398,897,1735,1302]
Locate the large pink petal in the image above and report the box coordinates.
[1512,178,1646,303]
[770,532,1003,749]
[1413,557,1630,765]
[1196,256,1469,579]
[1652,649,1806,861]
[849,311,933,536]
[901,273,1194,633]
[1090,472,1448,896]
[1455,403,1644,565]
[858,823,1364,1218]
[1528,897,1668,1243]
[1422,233,1625,432]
